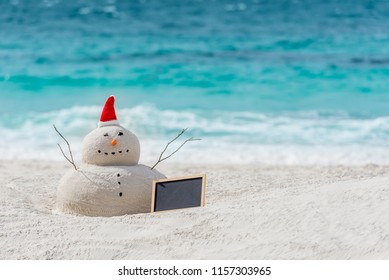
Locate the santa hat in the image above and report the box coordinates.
[99,95,120,127]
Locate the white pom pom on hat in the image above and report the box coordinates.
[98,95,120,127]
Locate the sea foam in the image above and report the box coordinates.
[2,105,389,165]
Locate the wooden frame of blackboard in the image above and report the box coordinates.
[150,174,206,213]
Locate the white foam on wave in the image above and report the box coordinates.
[2,104,389,165]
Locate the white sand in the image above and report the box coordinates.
[1,160,389,259]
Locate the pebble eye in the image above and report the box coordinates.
[118,132,123,136]
[103,133,109,137]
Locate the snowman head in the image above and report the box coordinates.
[82,96,140,166]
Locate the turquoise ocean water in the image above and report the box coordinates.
[1,0,389,164]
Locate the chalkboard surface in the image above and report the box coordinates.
[151,175,206,212]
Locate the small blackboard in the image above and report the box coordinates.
[151,174,206,212]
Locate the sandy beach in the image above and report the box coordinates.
[1,160,389,260]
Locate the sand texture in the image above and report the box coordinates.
[57,164,165,217]
[1,160,389,259]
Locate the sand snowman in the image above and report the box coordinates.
[56,96,166,217]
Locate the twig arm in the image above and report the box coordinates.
[151,129,201,170]
[53,125,77,170]
[53,124,75,164]
[155,128,187,164]
[159,138,201,162]
[57,144,77,170]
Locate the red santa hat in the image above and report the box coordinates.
[99,95,120,127]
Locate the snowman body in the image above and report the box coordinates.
[57,164,164,216]
[56,96,166,217]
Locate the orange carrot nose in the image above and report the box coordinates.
[111,139,117,146]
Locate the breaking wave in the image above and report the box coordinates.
[2,104,389,165]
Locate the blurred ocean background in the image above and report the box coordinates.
[1,0,389,164]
